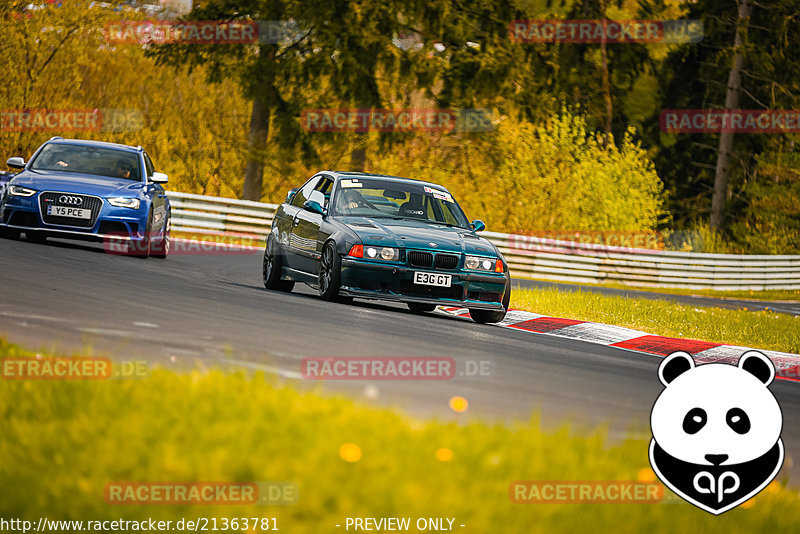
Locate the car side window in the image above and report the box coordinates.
[290,177,321,208]
[314,176,334,208]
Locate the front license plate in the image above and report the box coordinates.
[47,205,91,219]
[413,271,452,287]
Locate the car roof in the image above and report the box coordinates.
[46,137,142,154]
[325,171,449,190]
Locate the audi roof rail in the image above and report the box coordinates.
[49,136,63,141]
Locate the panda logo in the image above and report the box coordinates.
[649,350,784,515]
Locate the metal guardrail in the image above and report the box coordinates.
[167,191,800,291]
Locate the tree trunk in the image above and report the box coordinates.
[711,0,751,230]
[242,97,270,201]
[599,30,613,146]
[241,46,276,201]
[350,138,367,172]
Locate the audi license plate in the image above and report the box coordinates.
[413,271,452,287]
[47,205,91,219]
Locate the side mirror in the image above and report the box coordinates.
[151,172,168,184]
[6,157,25,169]
[471,219,486,232]
[286,188,299,203]
[303,199,326,216]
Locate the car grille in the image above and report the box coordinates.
[407,250,460,270]
[39,192,102,228]
[399,280,463,300]
[434,253,459,270]
[408,250,433,267]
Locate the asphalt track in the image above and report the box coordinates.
[1,236,798,480]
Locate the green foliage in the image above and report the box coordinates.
[652,0,800,246]
[374,111,666,234]
[729,152,800,255]
[663,221,740,253]
[0,2,251,197]
[1,0,798,253]
[1,338,799,532]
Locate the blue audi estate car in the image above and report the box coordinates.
[1,137,170,258]
[263,172,511,323]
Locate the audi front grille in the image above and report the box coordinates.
[39,192,103,228]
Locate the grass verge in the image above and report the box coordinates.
[1,339,798,533]
[516,278,800,302]
[511,286,800,354]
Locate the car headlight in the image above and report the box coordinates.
[107,197,140,209]
[465,255,503,272]
[9,185,36,197]
[364,246,400,261]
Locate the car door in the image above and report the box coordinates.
[143,152,167,235]
[291,175,334,274]
[282,176,320,270]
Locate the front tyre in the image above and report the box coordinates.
[151,214,170,259]
[128,209,153,258]
[263,234,294,292]
[318,241,343,302]
[469,284,510,324]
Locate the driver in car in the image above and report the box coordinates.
[51,152,73,168]
[114,159,133,179]
[337,189,369,212]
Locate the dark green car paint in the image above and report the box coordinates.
[266,172,510,321]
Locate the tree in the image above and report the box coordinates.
[710,0,749,230]
[148,0,318,200]
[655,0,800,238]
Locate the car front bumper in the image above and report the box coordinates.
[0,191,145,242]
[339,257,508,310]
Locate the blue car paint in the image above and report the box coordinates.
[0,139,170,249]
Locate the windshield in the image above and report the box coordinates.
[331,177,470,228]
[30,143,142,181]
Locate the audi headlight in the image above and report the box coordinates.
[108,197,140,209]
[9,185,36,197]
[364,246,400,261]
[465,255,502,272]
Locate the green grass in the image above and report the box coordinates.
[511,286,800,354]
[1,339,799,533]
[518,278,800,302]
